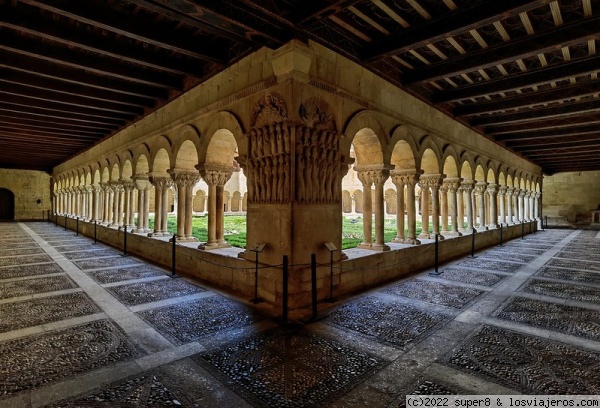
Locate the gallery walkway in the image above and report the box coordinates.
[0,222,599,407]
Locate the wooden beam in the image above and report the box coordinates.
[0,112,117,132]
[0,103,127,127]
[432,53,600,103]
[516,140,600,153]
[486,115,600,135]
[0,119,106,136]
[364,0,548,60]
[495,125,600,142]
[402,14,600,84]
[471,100,600,127]
[0,125,102,140]
[455,80,600,116]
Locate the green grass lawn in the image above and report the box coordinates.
[148,214,454,249]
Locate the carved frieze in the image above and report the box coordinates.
[251,93,288,128]
[299,97,336,131]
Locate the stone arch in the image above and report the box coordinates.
[342,190,352,213]
[353,189,363,213]
[420,148,440,174]
[342,111,388,166]
[121,160,133,181]
[498,171,506,186]
[474,164,486,182]
[110,163,120,181]
[173,140,199,171]
[388,125,419,169]
[242,193,247,212]
[101,166,110,183]
[199,111,246,162]
[148,136,173,173]
[193,190,206,212]
[507,174,514,188]
[0,188,15,220]
[135,155,150,176]
[92,169,101,185]
[442,155,459,178]
[385,188,396,214]
[460,161,474,180]
[203,129,238,167]
[231,191,242,212]
[487,168,497,184]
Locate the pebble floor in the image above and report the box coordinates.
[1,223,599,407]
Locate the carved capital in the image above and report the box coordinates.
[518,189,526,198]
[132,175,151,191]
[506,187,515,196]
[355,165,393,187]
[196,164,232,187]
[486,183,498,195]
[149,175,173,190]
[168,169,201,188]
[420,173,445,190]
[443,177,462,193]
[474,181,488,195]
[460,179,474,193]
[498,186,508,195]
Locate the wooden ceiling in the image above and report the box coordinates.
[1,0,599,174]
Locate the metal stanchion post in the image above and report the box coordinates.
[171,234,176,277]
[324,242,337,303]
[500,224,503,246]
[122,226,127,256]
[282,255,289,323]
[311,254,317,320]
[250,243,265,304]
[532,220,536,234]
[521,221,525,240]
[94,220,97,244]
[76,217,79,236]
[470,228,477,258]
[429,234,441,275]
[545,215,548,229]
[64,215,67,231]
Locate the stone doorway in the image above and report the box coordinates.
[0,188,15,220]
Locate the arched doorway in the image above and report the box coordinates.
[0,188,15,220]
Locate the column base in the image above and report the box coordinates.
[418,232,430,239]
[134,228,146,234]
[392,237,406,243]
[487,224,498,230]
[198,241,229,250]
[444,231,463,237]
[177,236,198,243]
[357,242,373,250]
[477,226,488,232]
[371,243,390,251]
[432,232,445,240]
[404,238,421,245]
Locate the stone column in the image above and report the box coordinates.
[529,191,535,222]
[196,166,231,248]
[506,188,514,225]
[109,182,121,227]
[226,195,232,214]
[161,185,171,234]
[440,183,449,234]
[90,185,100,222]
[121,181,133,230]
[474,182,488,231]
[133,176,151,233]
[149,176,171,236]
[168,170,201,242]
[486,183,498,229]
[371,168,391,251]
[462,180,474,232]
[445,177,462,236]
[356,169,374,249]
[457,186,465,232]
[103,183,114,225]
[350,195,356,214]
[391,172,405,243]
[518,189,525,222]
[404,171,422,245]
[418,179,430,239]
[422,174,445,239]
[498,186,507,225]
[535,192,542,228]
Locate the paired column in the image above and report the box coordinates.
[149,175,173,237]
[418,181,430,239]
[486,183,498,229]
[404,171,422,245]
[461,180,475,232]
[498,186,507,225]
[167,170,200,242]
[197,165,232,249]
[134,176,151,233]
[91,185,100,222]
[518,189,525,222]
[101,183,113,225]
[528,191,535,222]
[391,172,405,243]
[421,174,445,240]
[121,181,134,231]
[356,166,391,251]
[474,182,488,231]
[444,177,462,236]
[506,188,515,225]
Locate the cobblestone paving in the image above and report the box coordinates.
[456,258,523,272]
[106,279,205,306]
[0,275,77,299]
[195,328,384,408]
[383,279,484,308]
[503,242,554,250]
[87,265,167,284]
[0,292,100,333]
[434,268,506,287]
[480,251,536,263]
[495,297,600,341]
[536,267,600,285]
[445,325,600,394]
[48,372,191,407]
[138,295,264,345]
[547,259,600,272]
[0,254,53,267]
[521,280,600,304]
[62,249,121,260]
[73,256,142,270]
[44,238,90,244]
[0,320,142,395]
[53,243,104,252]
[487,247,547,256]
[0,263,63,279]
[325,296,450,348]
[555,252,600,262]
[390,379,461,408]
[0,247,45,257]
[0,242,40,249]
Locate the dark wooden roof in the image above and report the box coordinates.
[1,0,599,174]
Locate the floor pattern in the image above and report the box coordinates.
[0,223,599,407]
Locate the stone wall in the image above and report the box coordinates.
[0,169,51,220]
[543,171,600,225]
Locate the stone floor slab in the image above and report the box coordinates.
[521,280,600,304]
[0,275,77,299]
[325,296,450,349]
[495,296,600,341]
[0,254,53,267]
[445,325,600,394]
[0,319,142,397]
[0,248,45,257]
[62,249,121,260]
[536,267,600,285]
[480,252,536,263]
[0,263,63,280]
[434,268,506,287]
[195,327,384,408]
[455,258,523,273]
[383,279,484,309]
[53,244,104,252]
[138,295,264,345]
[87,265,167,284]
[0,292,100,333]
[73,257,142,270]
[106,278,205,306]
[547,259,600,272]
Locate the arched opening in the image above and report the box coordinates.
[0,188,15,220]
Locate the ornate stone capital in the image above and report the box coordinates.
[498,186,508,195]
[168,169,201,188]
[518,189,526,198]
[420,173,445,190]
[506,187,515,196]
[149,175,173,190]
[355,165,393,187]
[473,181,488,195]
[132,175,151,191]
[391,169,422,187]
[196,164,232,187]
[460,179,474,193]
[486,183,498,195]
[120,180,134,191]
[443,177,462,193]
